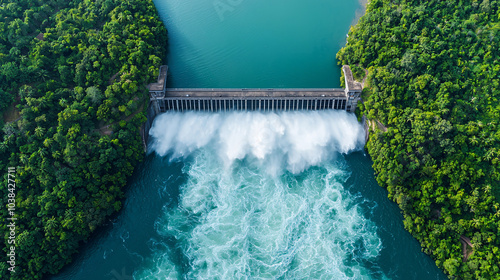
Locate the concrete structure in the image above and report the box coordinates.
[142,65,362,150]
[146,65,168,116]
[342,65,363,113]
[157,88,348,112]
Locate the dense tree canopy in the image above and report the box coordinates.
[0,0,167,279]
[338,0,500,279]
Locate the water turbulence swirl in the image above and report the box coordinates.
[136,110,387,279]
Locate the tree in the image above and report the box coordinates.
[86,86,103,104]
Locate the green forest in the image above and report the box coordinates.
[0,0,167,279]
[338,0,500,279]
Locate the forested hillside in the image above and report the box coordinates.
[338,0,500,279]
[0,0,167,279]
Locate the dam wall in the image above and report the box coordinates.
[157,88,347,112]
[142,65,362,150]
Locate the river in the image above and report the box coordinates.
[52,0,446,279]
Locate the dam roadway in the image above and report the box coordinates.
[163,88,346,98]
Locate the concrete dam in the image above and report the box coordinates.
[141,65,363,149]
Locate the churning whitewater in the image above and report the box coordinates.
[136,111,386,279]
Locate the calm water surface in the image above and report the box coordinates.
[52,0,446,279]
[160,0,361,88]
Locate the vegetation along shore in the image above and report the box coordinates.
[0,0,167,278]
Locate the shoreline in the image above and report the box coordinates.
[352,0,369,26]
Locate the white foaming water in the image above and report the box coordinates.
[149,111,365,174]
[136,111,386,279]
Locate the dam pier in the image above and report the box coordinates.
[142,65,362,149]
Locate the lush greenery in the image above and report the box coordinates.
[338,0,500,279]
[0,0,167,278]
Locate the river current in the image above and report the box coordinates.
[53,0,446,279]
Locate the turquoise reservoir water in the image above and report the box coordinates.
[52,0,447,279]
[159,0,360,88]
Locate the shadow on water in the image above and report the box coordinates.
[344,151,447,280]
